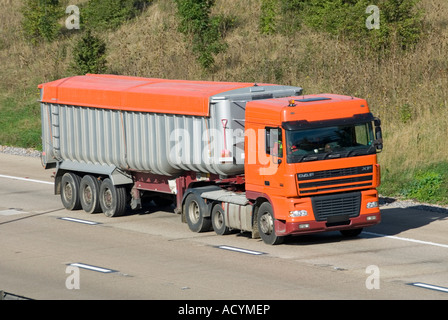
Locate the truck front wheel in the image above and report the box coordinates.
[257,202,284,245]
[99,178,127,217]
[184,193,211,233]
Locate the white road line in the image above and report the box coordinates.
[410,282,448,294]
[0,174,53,185]
[363,231,448,249]
[60,217,100,225]
[218,245,266,255]
[69,263,116,273]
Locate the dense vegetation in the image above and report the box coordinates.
[1,0,447,204]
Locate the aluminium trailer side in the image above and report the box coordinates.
[40,75,302,177]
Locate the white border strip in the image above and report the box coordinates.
[218,245,265,255]
[410,282,448,294]
[60,217,100,225]
[69,263,116,273]
[0,174,53,185]
[363,232,448,249]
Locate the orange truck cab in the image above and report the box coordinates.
[244,94,382,244]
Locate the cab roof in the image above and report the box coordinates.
[245,94,371,125]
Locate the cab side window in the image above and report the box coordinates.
[265,127,283,157]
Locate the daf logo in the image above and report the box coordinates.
[298,172,314,179]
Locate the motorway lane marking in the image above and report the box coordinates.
[410,282,448,294]
[0,174,53,185]
[0,209,27,216]
[217,245,266,255]
[363,231,448,249]
[68,263,117,273]
[59,217,100,225]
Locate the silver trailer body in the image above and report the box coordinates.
[40,78,302,180]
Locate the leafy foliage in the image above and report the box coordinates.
[174,0,231,69]
[403,169,445,203]
[268,0,424,52]
[21,0,62,45]
[260,0,278,34]
[71,29,107,74]
[81,0,151,30]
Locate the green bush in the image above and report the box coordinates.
[82,0,151,30]
[274,0,423,52]
[174,0,230,69]
[71,29,107,74]
[21,0,62,45]
[260,0,278,34]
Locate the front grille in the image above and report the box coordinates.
[312,192,361,222]
[297,165,373,195]
[297,165,373,181]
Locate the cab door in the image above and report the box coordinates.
[262,126,286,195]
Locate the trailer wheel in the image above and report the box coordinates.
[184,193,211,233]
[211,204,230,235]
[80,175,102,214]
[61,172,82,211]
[99,178,127,217]
[257,202,284,245]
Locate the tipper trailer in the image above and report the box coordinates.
[39,74,383,245]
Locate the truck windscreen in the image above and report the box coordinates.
[285,122,375,163]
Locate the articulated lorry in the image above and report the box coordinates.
[39,74,383,244]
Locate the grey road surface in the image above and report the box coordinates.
[0,153,447,301]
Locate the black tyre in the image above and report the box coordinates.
[257,202,284,245]
[184,193,211,232]
[340,228,363,237]
[60,172,82,211]
[99,178,127,217]
[211,204,230,235]
[80,175,102,214]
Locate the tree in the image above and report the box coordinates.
[174,0,227,69]
[71,29,107,74]
[21,0,62,45]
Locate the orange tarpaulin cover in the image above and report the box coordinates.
[39,74,267,117]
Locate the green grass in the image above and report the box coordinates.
[0,89,42,150]
[380,162,448,205]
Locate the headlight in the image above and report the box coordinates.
[289,210,308,217]
[366,201,378,209]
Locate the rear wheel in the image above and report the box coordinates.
[80,175,101,214]
[61,172,81,211]
[184,193,211,232]
[211,204,230,235]
[99,178,127,217]
[257,202,284,245]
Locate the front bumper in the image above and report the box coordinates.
[275,210,381,236]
